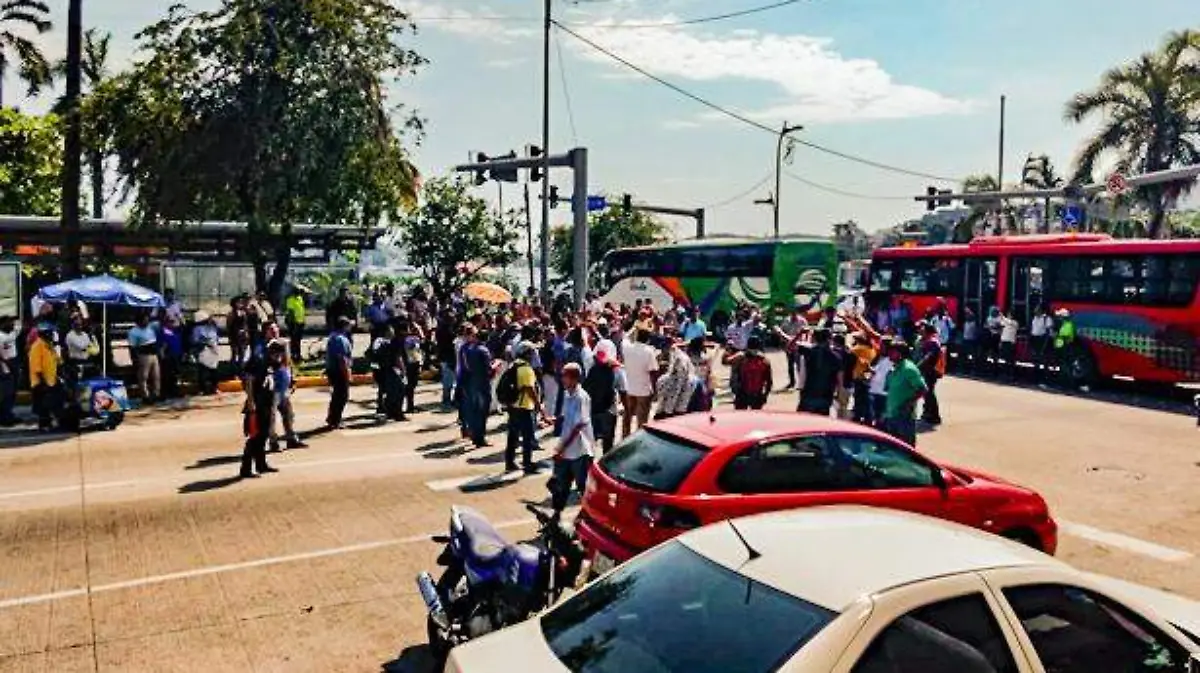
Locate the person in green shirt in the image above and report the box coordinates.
[284,288,307,361]
[883,341,927,447]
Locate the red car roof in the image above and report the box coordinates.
[649,410,900,449]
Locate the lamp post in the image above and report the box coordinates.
[773,122,803,239]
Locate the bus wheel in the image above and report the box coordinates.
[1062,347,1098,389]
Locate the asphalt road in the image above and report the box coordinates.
[0,354,1197,672]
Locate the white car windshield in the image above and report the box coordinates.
[541,541,836,673]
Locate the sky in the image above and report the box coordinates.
[6,0,1198,240]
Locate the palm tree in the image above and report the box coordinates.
[953,174,1000,242]
[0,0,52,106]
[1065,30,1200,238]
[1021,154,1065,233]
[55,28,111,219]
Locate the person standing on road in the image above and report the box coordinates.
[0,315,19,426]
[326,287,357,332]
[775,308,808,390]
[240,341,282,478]
[273,346,306,449]
[732,336,772,410]
[283,288,307,362]
[917,323,944,425]
[850,332,877,425]
[191,312,221,395]
[128,313,160,404]
[798,328,841,416]
[883,341,926,447]
[620,328,659,438]
[655,339,696,418]
[370,325,396,420]
[435,309,458,410]
[1030,304,1054,384]
[324,317,354,429]
[998,310,1020,381]
[29,327,61,432]
[158,315,184,400]
[583,347,621,454]
[461,325,494,448]
[502,343,542,473]
[551,363,594,512]
[868,337,894,428]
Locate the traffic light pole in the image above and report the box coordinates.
[540,0,552,299]
[629,204,707,239]
[523,182,535,291]
[571,148,589,306]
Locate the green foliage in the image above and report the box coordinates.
[393,178,519,302]
[0,0,53,105]
[550,201,670,282]
[1065,29,1200,237]
[92,0,425,296]
[0,107,61,215]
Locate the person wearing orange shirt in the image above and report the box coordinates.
[28,328,61,431]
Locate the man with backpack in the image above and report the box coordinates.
[583,347,622,454]
[499,343,543,473]
[733,336,773,410]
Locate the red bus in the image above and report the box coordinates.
[868,234,1200,385]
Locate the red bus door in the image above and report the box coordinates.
[963,258,999,324]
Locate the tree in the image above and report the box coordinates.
[550,202,670,285]
[393,178,519,302]
[1021,154,1065,233]
[832,219,872,262]
[0,107,60,215]
[0,0,52,106]
[95,0,425,301]
[55,28,112,220]
[1065,29,1200,237]
[952,174,1000,242]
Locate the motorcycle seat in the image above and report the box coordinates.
[510,542,542,569]
[457,507,509,564]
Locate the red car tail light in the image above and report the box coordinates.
[638,504,701,531]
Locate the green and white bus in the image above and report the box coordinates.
[600,237,837,323]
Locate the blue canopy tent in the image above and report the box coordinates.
[37,275,164,376]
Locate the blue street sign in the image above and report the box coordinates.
[1062,204,1084,228]
[587,196,608,212]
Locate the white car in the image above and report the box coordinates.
[446,506,1200,673]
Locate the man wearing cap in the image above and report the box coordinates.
[883,341,926,447]
[240,340,283,478]
[504,342,542,473]
[191,311,221,395]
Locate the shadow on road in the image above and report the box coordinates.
[178,475,243,494]
[184,455,243,470]
[948,371,1194,417]
[381,645,435,673]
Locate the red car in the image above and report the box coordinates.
[578,411,1057,569]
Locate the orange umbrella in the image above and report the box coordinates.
[464,281,513,304]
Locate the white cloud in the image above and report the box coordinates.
[567,25,976,125]
[401,1,534,43]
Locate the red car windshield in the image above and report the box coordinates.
[598,430,710,494]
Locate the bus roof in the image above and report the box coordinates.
[612,235,831,254]
[874,234,1200,258]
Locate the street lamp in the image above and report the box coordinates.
[773,122,803,239]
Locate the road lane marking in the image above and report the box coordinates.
[1059,521,1194,563]
[0,452,425,502]
[0,518,536,610]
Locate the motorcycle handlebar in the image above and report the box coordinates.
[525,503,552,524]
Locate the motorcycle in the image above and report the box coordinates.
[416,503,585,661]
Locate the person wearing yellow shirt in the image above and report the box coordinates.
[503,343,545,474]
[849,332,878,425]
[283,288,307,361]
[28,328,61,431]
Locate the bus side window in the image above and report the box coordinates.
[870,263,894,293]
[1167,254,1200,305]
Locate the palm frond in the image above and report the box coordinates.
[5,32,50,94]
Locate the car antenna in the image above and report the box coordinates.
[725,519,761,564]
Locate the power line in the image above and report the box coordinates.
[554,31,580,146]
[701,171,775,209]
[784,169,914,200]
[583,0,805,29]
[552,20,958,183]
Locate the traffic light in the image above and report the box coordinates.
[937,189,952,208]
[926,186,938,212]
[473,152,489,186]
[622,194,633,215]
[549,185,560,209]
[492,151,518,183]
[527,145,543,182]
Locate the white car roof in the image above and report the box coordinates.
[679,505,1066,611]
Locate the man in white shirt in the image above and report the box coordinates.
[0,315,18,425]
[162,289,185,324]
[998,311,1020,380]
[1029,304,1054,382]
[551,363,594,512]
[620,328,659,438]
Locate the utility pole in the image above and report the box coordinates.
[523,182,535,291]
[540,0,552,298]
[997,96,1007,198]
[60,0,83,279]
[774,122,803,239]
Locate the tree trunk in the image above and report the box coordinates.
[0,55,6,107]
[1148,199,1167,240]
[89,150,104,219]
[267,227,292,308]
